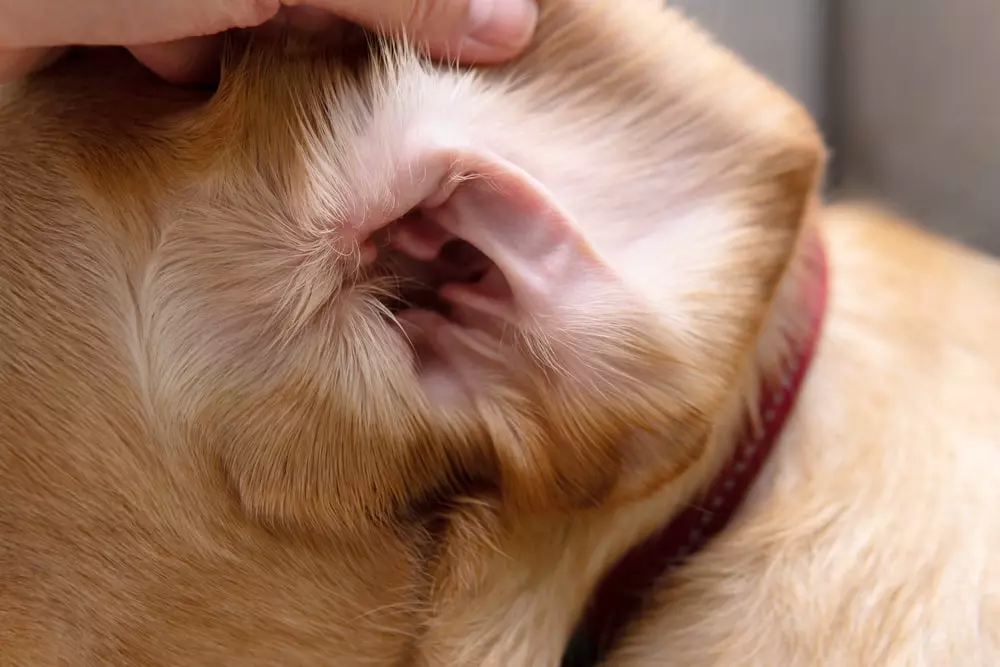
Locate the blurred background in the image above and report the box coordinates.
[674,0,1000,256]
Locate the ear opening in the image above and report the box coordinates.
[382,150,620,404]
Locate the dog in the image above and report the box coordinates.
[1,1,998,666]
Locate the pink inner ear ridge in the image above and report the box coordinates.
[379,149,617,405]
[423,155,611,315]
[390,213,452,261]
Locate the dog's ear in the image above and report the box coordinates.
[441,0,829,514]
[156,1,826,523]
[10,0,825,533]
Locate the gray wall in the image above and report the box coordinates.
[832,0,1000,255]
[673,0,826,120]
[678,0,1000,256]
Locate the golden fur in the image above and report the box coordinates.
[1,1,997,665]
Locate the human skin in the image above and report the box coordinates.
[0,0,537,83]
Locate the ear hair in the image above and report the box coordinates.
[439,0,828,515]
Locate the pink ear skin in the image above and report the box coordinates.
[429,156,612,316]
[383,150,621,404]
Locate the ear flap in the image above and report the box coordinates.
[397,2,829,515]
[390,147,716,514]
[184,0,828,525]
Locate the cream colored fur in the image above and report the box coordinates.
[0,1,997,666]
[604,206,1000,667]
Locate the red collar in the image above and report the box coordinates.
[567,234,829,666]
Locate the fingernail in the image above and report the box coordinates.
[465,0,537,56]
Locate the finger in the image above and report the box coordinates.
[275,5,345,31]
[289,0,538,64]
[0,46,65,83]
[128,36,224,85]
[128,7,342,85]
[0,0,282,49]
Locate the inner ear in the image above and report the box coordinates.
[356,149,643,509]
[375,150,615,396]
[361,148,703,513]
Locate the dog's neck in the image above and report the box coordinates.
[571,225,830,662]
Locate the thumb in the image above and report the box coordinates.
[293,0,537,63]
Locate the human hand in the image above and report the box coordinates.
[0,0,538,84]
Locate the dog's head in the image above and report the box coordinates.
[0,0,824,662]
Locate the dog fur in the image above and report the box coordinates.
[1,1,998,665]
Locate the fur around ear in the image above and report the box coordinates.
[149,2,826,525]
[393,148,683,513]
